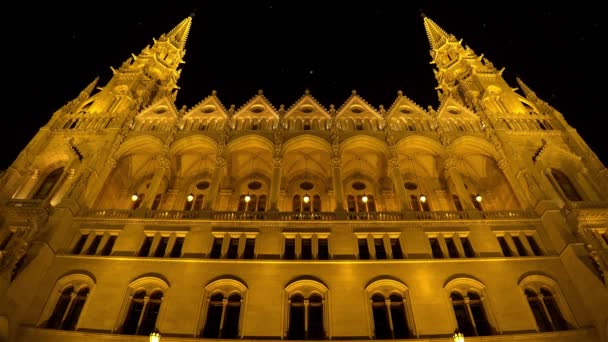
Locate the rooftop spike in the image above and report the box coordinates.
[166,16,193,50]
[516,77,537,100]
[423,16,451,50]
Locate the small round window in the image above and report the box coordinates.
[196,181,210,190]
[404,182,418,190]
[352,182,366,190]
[248,181,262,190]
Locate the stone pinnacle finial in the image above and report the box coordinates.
[258,89,263,95]
[352,90,357,96]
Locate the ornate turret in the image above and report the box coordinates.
[423,16,510,110]
[72,16,193,118]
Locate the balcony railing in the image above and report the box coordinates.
[0,199,49,219]
[80,208,537,221]
[566,200,608,210]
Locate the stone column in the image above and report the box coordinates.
[496,158,531,209]
[204,156,226,210]
[331,157,345,212]
[444,157,475,210]
[83,157,117,208]
[389,157,409,211]
[141,156,170,209]
[268,157,283,211]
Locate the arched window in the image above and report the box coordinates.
[122,290,163,335]
[237,194,267,211]
[40,275,94,331]
[33,167,64,199]
[201,293,241,338]
[285,279,328,340]
[526,289,552,332]
[520,275,574,332]
[288,293,324,339]
[446,278,496,337]
[201,279,247,339]
[46,286,88,330]
[366,279,414,338]
[371,294,391,339]
[450,290,492,336]
[151,194,162,210]
[347,194,376,212]
[550,169,583,201]
[288,294,306,339]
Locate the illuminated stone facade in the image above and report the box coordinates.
[0,15,607,342]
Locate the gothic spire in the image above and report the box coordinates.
[516,77,538,100]
[80,76,100,99]
[165,16,192,50]
[423,16,451,50]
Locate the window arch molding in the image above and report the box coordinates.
[444,276,499,336]
[38,273,95,330]
[518,274,577,331]
[283,278,330,339]
[364,278,416,338]
[197,278,248,338]
[114,275,169,334]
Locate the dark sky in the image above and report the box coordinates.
[3,1,605,169]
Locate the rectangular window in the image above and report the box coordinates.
[512,236,528,256]
[301,238,312,260]
[430,238,444,258]
[526,235,543,256]
[138,236,153,257]
[170,237,184,258]
[85,235,102,255]
[445,237,460,258]
[154,237,169,257]
[358,238,370,259]
[374,238,387,259]
[226,238,239,259]
[72,233,88,254]
[284,238,296,260]
[209,237,223,259]
[497,236,512,256]
[243,238,255,259]
[461,237,476,258]
[100,235,117,256]
[390,238,404,259]
[318,238,329,260]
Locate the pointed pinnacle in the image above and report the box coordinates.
[423,16,450,50]
[167,16,193,50]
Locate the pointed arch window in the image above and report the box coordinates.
[347,194,376,213]
[450,290,492,337]
[371,293,410,339]
[452,194,464,211]
[550,169,583,201]
[122,290,163,335]
[288,293,325,339]
[151,194,162,210]
[46,286,89,330]
[520,276,574,332]
[33,167,64,199]
[202,293,242,338]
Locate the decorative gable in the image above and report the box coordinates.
[386,90,430,131]
[335,90,384,131]
[182,90,228,131]
[284,90,331,130]
[133,97,178,131]
[232,90,279,130]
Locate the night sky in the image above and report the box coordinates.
[3,1,605,169]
